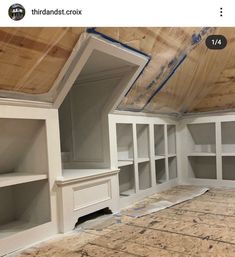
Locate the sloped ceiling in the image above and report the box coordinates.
[0,27,235,114]
[0,28,84,94]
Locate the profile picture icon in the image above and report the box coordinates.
[8,4,25,21]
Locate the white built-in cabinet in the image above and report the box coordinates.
[56,35,149,232]
[0,106,61,256]
[180,115,235,186]
[109,114,178,207]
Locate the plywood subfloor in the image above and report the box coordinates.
[13,186,235,257]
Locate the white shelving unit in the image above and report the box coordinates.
[0,107,61,256]
[109,115,178,207]
[180,117,235,185]
[0,118,51,241]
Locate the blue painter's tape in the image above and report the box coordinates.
[192,33,202,45]
[124,57,151,96]
[87,27,151,58]
[143,53,187,109]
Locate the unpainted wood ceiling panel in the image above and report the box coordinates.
[145,28,235,114]
[0,28,85,94]
[96,27,208,111]
[189,29,235,113]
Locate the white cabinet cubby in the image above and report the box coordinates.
[167,125,176,155]
[188,156,216,179]
[155,159,166,184]
[154,124,165,157]
[0,180,51,239]
[119,164,135,197]
[182,118,235,185]
[0,118,48,179]
[168,156,177,180]
[221,121,235,154]
[138,161,151,190]
[0,118,51,239]
[222,157,235,180]
[137,124,150,160]
[186,123,216,155]
[116,123,134,166]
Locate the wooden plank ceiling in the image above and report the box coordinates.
[0,27,235,114]
[0,28,85,94]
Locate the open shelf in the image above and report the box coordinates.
[167,125,176,155]
[168,156,177,180]
[155,156,165,160]
[188,156,216,179]
[118,160,134,167]
[154,124,165,156]
[168,153,177,158]
[119,164,135,197]
[137,124,149,159]
[0,118,49,188]
[222,153,235,156]
[138,162,151,190]
[0,180,51,239]
[222,121,235,153]
[155,159,166,184]
[222,156,235,180]
[116,124,134,163]
[186,123,216,154]
[0,173,48,188]
[137,157,150,163]
[188,153,216,157]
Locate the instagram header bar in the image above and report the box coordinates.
[0,0,234,26]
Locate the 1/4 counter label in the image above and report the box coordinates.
[206,35,227,50]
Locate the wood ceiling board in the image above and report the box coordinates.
[190,30,235,113]
[96,27,204,111]
[145,28,235,114]
[0,28,84,94]
[185,29,233,113]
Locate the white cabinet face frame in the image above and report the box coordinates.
[0,105,62,256]
[180,113,235,187]
[109,113,178,206]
